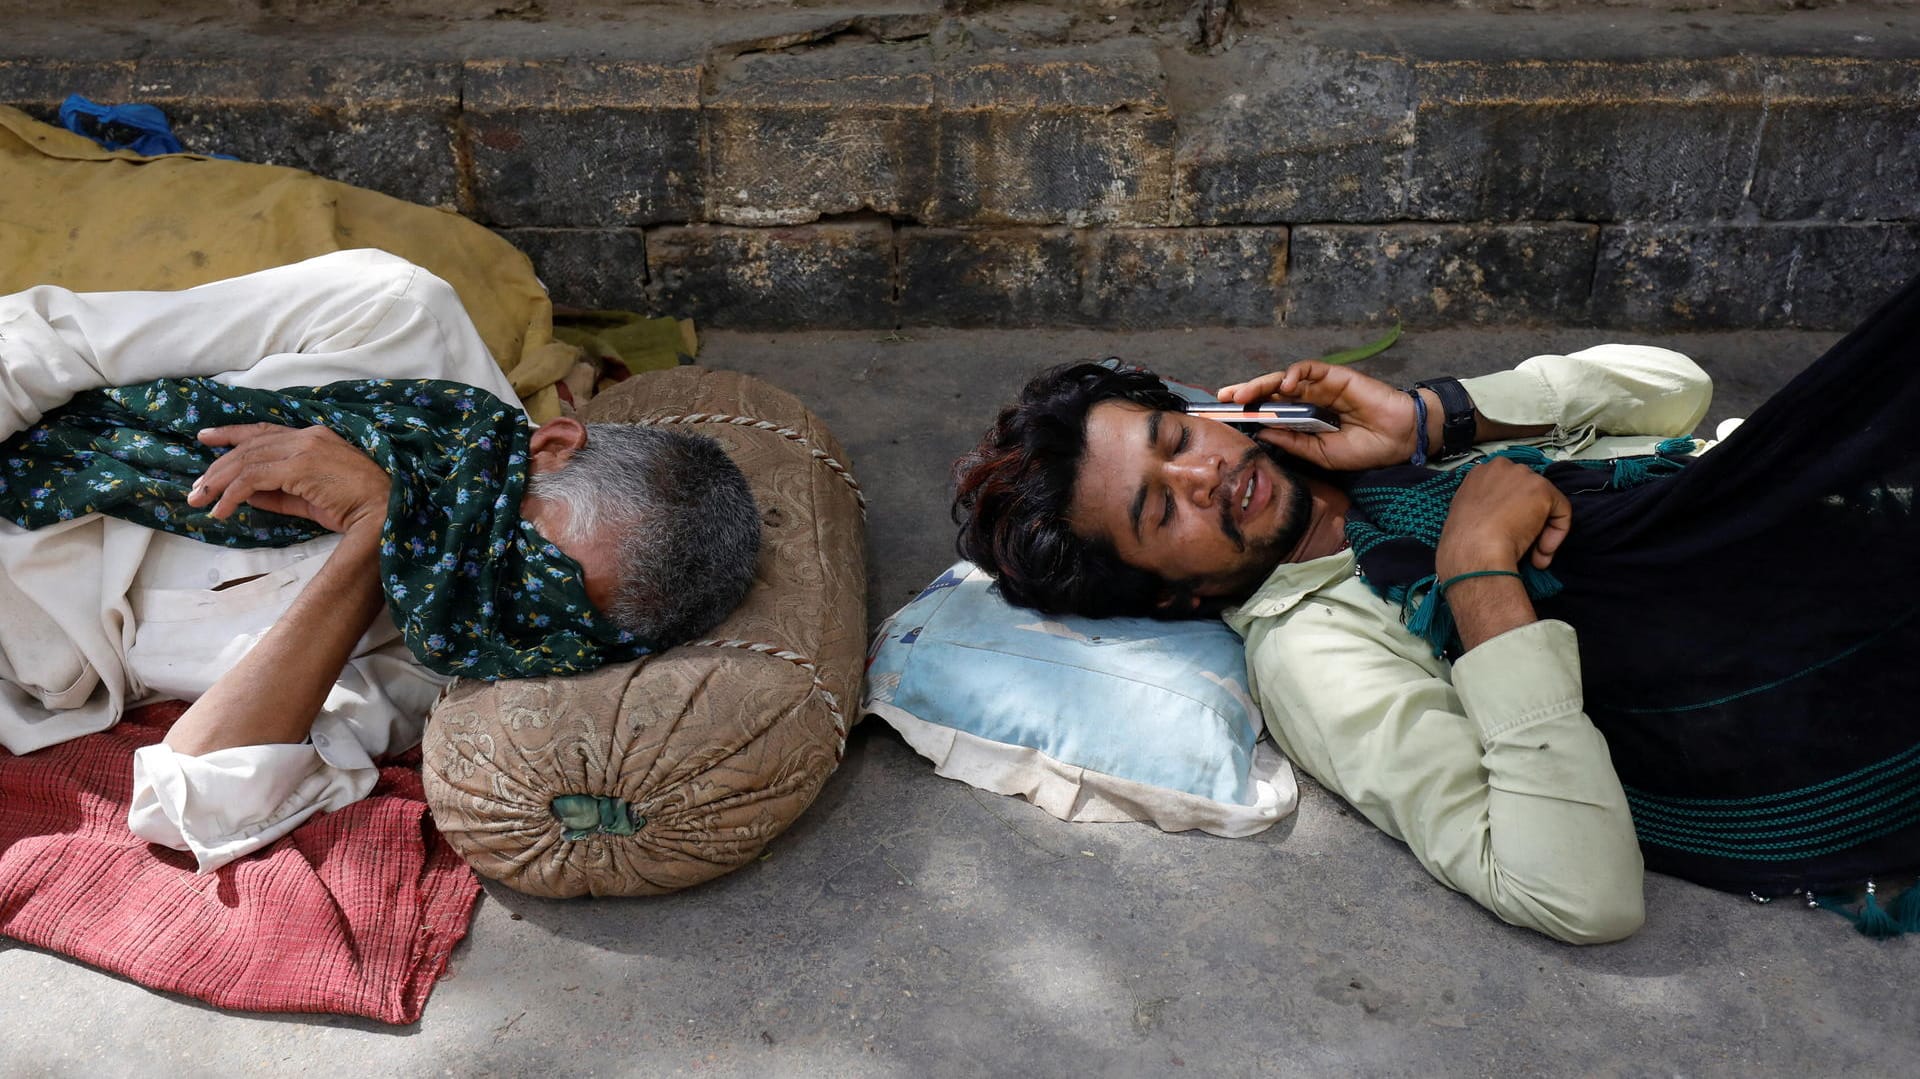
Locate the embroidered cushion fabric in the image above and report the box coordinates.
[1344,274,1920,896]
[0,377,646,680]
[422,368,865,896]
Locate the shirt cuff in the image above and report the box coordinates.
[127,741,378,873]
[1451,619,1585,744]
[1458,367,1558,430]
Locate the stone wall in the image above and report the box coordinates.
[4,6,1917,329]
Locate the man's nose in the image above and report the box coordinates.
[1166,455,1225,505]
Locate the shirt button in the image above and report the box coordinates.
[312,733,330,748]
[207,568,222,584]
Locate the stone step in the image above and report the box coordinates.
[3,5,1916,329]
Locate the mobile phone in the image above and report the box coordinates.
[1186,401,1340,434]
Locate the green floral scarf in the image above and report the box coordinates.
[0,377,649,680]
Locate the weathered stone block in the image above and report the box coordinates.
[496,228,648,310]
[1407,59,1762,222]
[1288,224,1597,325]
[646,222,894,329]
[935,47,1174,226]
[465,60,702,228]
[1750,59,1920,222]
[1089,228,1287,327]
[0,58,461,208]
[1592,223,1920,329]
[898,227,1080,326]
[0,60,144,116]
[706,43,937,226]
[1171,45,1414,225]
[898,226,1287,328]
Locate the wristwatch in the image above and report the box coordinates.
[1413,377,1477,460]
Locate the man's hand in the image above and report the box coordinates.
[188,424,390,536]
[1216,360,1424,471]
[1432,458,1571,652]
[1436,457,1572,578]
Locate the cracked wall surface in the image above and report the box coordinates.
[2,4,1917,329]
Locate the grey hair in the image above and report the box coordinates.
[526,423,761,648]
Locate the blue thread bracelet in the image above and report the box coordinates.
[1407,388,1430,466]
[1438,569,1522,594]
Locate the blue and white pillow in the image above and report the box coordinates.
[862,562,1295,836]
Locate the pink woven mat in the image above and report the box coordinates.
[0,702,481,1024]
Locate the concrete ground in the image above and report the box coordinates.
[4,324,1917,1076]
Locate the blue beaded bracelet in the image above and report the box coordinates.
[1407,388,1430,467]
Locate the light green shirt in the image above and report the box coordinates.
[1223,344,1715,944]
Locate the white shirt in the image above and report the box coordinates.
[0,249,526,870]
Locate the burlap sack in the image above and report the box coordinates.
[421,367,866,896]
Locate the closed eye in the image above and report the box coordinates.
[1159,424,1190,528]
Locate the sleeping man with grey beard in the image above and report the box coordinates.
[0,249,761,872]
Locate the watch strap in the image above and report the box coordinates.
[1413,377,1476,459]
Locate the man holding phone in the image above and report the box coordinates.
[952,282,1920,944]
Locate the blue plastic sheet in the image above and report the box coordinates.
[58,94,232,158]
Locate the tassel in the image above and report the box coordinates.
[1494,445,1550,469]
[1858,880,1903,938]
[1400,574,1455,658]
[1610,453,1687,489]
[1604,438,1695,489]
[1890,878,1920,933]
[1519,562,1564,601]
[1816,881,1906,938]
[1610,456,1661,488]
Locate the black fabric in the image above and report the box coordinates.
[1346,274,1920,896]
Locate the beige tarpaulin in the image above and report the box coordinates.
[0,106,579,421]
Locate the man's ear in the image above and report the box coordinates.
[1153,585,1206,618]
[528,417,588,474]
[1154,581,1234,620]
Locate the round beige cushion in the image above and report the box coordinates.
[421,367,867,897]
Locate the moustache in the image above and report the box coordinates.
[1217,445,1265,551]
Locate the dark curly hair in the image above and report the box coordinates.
[952,361,1201,618]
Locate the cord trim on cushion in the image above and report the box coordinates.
[686,638,849,746]
[636,413,868,516]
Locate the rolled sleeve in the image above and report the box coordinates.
[1462,344,1712,438]
[127,740,378,873]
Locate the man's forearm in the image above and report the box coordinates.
[1413,385,1554,454]
[164,524,387,755]
[1444,574,1539,653]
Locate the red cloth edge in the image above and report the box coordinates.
[0,702,482,1025]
